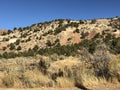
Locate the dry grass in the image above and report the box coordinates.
[1,70,53,88]
[108,54,120,83]
[0,54,120,88]
[56,77,74,88]
[2,73,22,88]
[48,56,80,73]
[70,63,107,87]
[21,69,52,88]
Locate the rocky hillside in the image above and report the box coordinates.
[0,17,120,89]
[0,17,120,57]
[0,30,8,35]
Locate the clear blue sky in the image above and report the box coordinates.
[0,0,120,30]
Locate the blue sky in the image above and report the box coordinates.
[0,0,120,30]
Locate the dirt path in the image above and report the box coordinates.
[0,84,120,90]
[0,87,80,90]
[89,84,120,90]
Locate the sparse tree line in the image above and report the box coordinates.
[0,33,120,59]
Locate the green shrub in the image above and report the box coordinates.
[33,29,39,32]
[79,39,97,54]
[13,27,17,30]
[110,37,120,54]
[9,43,15,50]
[39,57,50,74]
[81,32,89,39]
[1,52,16,58]
[70,22,79,27]
[18,27,23,32]
[2,52,9,58]
[46,40,52,46]
[79,20,84,24]
[21,33,27,38]
[3,38,9,41]
[16,46,22,51]
[103,34,113,44]
[73,29,79,33]
[33,45,39,51]
[2,47,7,51]
[54,28,62,35]
[55,39,60,43]
[91,19,97,24]
[47,30,53,35]
[1,32,7,35]
[26,37,31,42]
[7,30,13,34]
[15,39,20,45]
[93,33,101,39]
[23,49,35,57]
[88,42,97,54]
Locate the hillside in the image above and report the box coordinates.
[0,30,8,35]
[0,17,120,57]
[0,17,120,89]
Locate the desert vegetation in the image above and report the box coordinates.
[0,48,120,89]
[0,17,120,89]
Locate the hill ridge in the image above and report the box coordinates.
[0,17,120,57]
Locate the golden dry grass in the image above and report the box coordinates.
[56,77,74,88]
[0,54,120,88]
